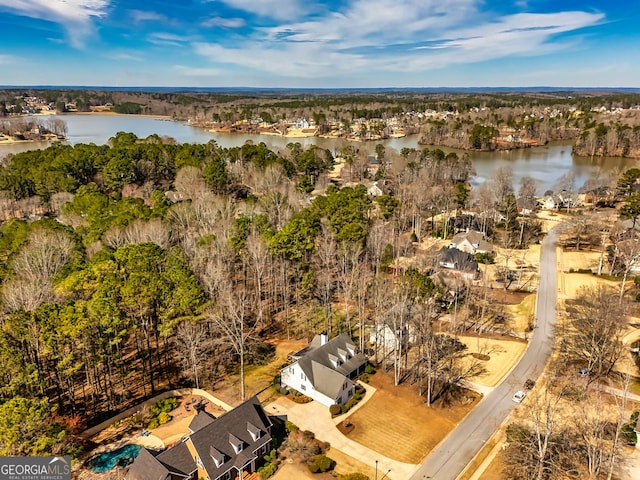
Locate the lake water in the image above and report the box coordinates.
[1,113,637,194]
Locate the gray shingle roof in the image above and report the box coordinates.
[438,248,479,272]
[188,410,216,433]
[450,230,493,253]
[187,396,272,479]
[127,397,271,480]
[126,448,172,480]
[298,333,367,378]
[293,333,367,400]
[155,442,195,477]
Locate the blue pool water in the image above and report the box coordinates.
[87,444,142,472]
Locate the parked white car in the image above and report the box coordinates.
[512,390,526,403]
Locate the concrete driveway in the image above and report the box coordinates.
[267,384,418,480]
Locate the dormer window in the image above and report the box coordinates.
[247,422,262,441]
[229,434,243,454]
[328,353,341,368]
[210,447,225,468]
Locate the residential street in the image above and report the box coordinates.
[409,225,563,480]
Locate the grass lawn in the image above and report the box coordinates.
[339,371,480,464]
[630,379,640,397]
[478,450,507,480]
[458,335,527,387]
[326,447,377,479]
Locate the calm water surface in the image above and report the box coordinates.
[1,114,637,194]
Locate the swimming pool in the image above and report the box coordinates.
[86,444,142,472]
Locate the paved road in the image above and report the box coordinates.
[409,225,563,480]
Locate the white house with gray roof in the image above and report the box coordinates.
[280,332,367,407]
[449,230,493,255]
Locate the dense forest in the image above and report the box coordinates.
[0,127,638,480]
[0,127,562,457]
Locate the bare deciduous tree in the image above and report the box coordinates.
[3,229,74,312]
[312,228,338,334]
[207,286,258,400]
[173,321,210,388]
[174,166,210,200]
[245,230,269,325]
[566,285,627,379]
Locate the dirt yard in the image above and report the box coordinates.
[150,397,226,446]
[270,460,334,480]
[213,338,308,406]
[458,335,527,387]
[338,371,480,464]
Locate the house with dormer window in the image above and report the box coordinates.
[280,332,368,407]
[449,230,493,255]
[126,396,271,480]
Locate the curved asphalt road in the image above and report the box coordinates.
[409,225,563,480]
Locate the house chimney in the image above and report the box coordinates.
[320,331,328,345]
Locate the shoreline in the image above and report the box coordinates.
[0,135,62,146]
[69,111,172,120]
[4,113,639,160]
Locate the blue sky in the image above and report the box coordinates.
[0,0,638,88]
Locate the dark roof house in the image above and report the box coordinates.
[126,396,272,480]
[437,248,480,279]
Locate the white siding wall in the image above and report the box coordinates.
[281,363,355,407]
[281,364,309,395]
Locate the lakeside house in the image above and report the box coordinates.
[540,191,582,210]
[126,396,272,480]
[280,332,367,407]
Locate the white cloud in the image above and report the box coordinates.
[193,1,604,80]
[148,33,194,47]
[261,0,477,46]
[129,9,167,24]
[194,42,366,78]
[0,54,15,64]
[212,0,311,21]
[201,16,246,28]
[107,52,144,62]
[0,0,109,48]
